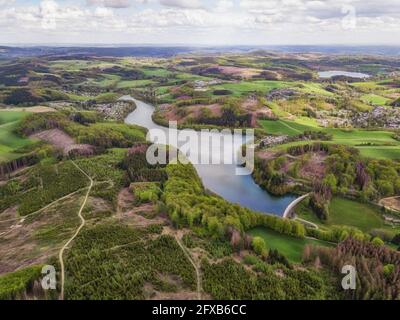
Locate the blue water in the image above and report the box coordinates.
[124,97,295,216]
[318,70,370,79]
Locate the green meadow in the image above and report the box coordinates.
[361,94,390,105]
[248,227,333,263]
[210,80,333,97]
[0,111,33,162]
[260,118,400,160]
[142,68,173,77]
[328,198,385,232]
[49,60,118,72]
[297,197,400,237]
[116,79,155,89]
[85,74,121,88]
[211,80,289,96]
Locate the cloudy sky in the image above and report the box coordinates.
[1,0,400,45]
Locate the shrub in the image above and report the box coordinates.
[371,237,384,246]
[0,265,43,300]
[252,237,267,256]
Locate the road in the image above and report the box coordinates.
[174,235,202,300]
[283,193,310,219]
[58,161,93,300]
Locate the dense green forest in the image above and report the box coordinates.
[64,224,196,300]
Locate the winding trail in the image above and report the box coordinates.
[294,217,319,230]
[174,235,202,300]
[58,161,93,300]
[0,187,89,224]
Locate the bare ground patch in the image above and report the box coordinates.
[299,152,327,180]
[117,187,135,213]
[0,194,84,275]
[256,150,279,161]
[83,196,114,220]
[157,103,223,124]
[120,205,165,227]
[150,290,199,300]
[216,66,262,79]
[117,188,166,227]
[380,196,400,212]
[31,129,94,156]
[187,103,223,118]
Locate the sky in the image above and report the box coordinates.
[1,0,400,45]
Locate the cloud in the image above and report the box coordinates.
[86,0,131,8]
[94,7,114,17]
[1,0,400,45]
[159,0,203,9]
[215,0,234,13]
[0,0,14,7]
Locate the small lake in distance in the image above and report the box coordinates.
[318,70,370,79]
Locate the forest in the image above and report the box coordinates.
[1,50,400,301]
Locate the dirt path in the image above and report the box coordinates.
[294,217,319,230]
[58,161,93,300]
[0,180,112,225]
[0,187,89,225]
[174,234,202,300]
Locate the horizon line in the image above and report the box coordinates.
[2,43,400,48]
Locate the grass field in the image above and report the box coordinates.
[248,227,332,263]
[175,73,211,81]
[296,83,334,96]
[328,198,385,232]
[142,68,173,77]
[259,119,314,136]
[351,81,385,91]
[297,197,400,236]
[361,94,390,105]
[260,118,400,160]
[0,111,33,162]
[210,80,333,97]
[49,60,118,72]
[85,74,121,88]
[211,80,288,96]
[116,79,155,89]
[0,111,27,124]
[66,93,91,102]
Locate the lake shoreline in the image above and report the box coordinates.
[123,96,296,216]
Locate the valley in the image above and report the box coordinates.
[0,48,400,300]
